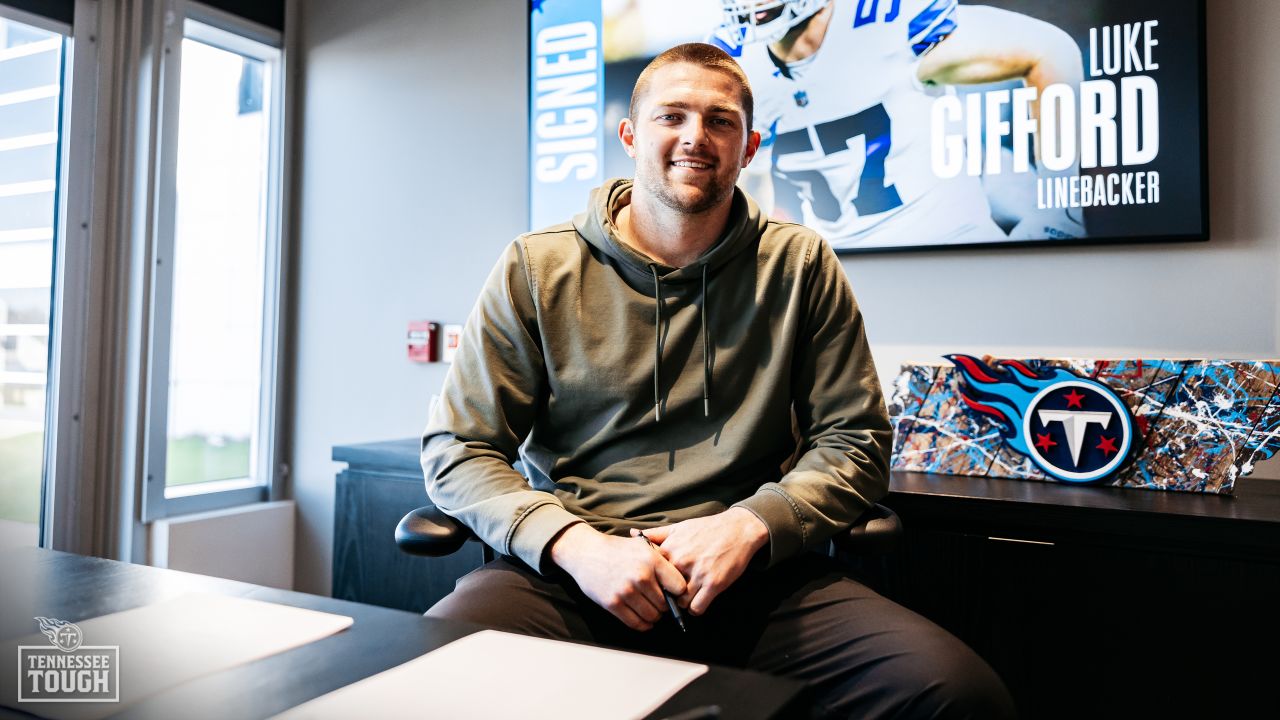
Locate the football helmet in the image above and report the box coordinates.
[719,0,831,46]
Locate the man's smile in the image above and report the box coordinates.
[671,159,715,170]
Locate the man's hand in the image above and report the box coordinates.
[549,523,687,632]
[633,508,769,617]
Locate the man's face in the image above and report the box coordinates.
[621,62,760,215]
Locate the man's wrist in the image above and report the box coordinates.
[728,507,770,553]
[547,521,595,571]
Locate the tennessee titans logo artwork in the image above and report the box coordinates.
[948,355,1138,483]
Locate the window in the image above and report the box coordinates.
[0,0,290,553]
[143,2,286,519]
[0,8,68,548]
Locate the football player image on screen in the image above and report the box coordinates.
[712,0,1085,250]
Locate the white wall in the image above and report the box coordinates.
[291,0,1280,595]
[290,0,528,594]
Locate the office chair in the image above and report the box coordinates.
[396,501,904,580]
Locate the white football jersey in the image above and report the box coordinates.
[724,0,1001,249]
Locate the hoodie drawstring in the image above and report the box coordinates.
[701,264,710,418]
[650,264,663,422]
[649,263,712,422]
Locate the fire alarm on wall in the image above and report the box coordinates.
[407,321,439,362]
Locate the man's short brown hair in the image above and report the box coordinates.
[628,42,754,131]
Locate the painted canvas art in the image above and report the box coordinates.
[889,356,1280,494]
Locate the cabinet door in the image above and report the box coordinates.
[894,527,1065,717]
[334,468,486,613]
[1046,540,1280,719]
[895,522,1280,719]
[892,527,985,640]
[973,534,1070,719]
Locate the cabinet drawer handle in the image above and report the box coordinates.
[987,536,1055,547]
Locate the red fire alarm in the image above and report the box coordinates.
[408,321,439,362]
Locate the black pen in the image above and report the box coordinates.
[640,534,688,632]
[658,704,721,720]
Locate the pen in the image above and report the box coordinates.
[640,534,688,633]
[658,704,721,720]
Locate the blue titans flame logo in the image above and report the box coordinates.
[947,355,1139,483]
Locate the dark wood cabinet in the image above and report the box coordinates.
[333,439,1280,716]
[332,438,485,613]
[880,473,1280,719]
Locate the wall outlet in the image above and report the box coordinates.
[442,324,463,363]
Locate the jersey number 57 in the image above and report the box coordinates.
[771,103,903,220]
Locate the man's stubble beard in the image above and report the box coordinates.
[638,162,737,216]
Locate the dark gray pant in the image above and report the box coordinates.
[427,553,1015,719]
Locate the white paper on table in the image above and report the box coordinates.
[272,629,709,720]
[0,592,353,720]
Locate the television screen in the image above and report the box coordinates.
[529,0,1207,252]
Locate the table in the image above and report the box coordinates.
[0,547,803,719]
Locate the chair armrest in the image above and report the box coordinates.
[395,505,474,557]
[831,503,902,557]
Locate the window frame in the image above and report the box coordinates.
[140,0,286,521]
[0,2,72,550]
[0,3,68,35]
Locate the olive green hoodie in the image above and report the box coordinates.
[421,179,890,574]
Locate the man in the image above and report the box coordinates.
[423,43,1013,718]
[712,0,1084,249]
